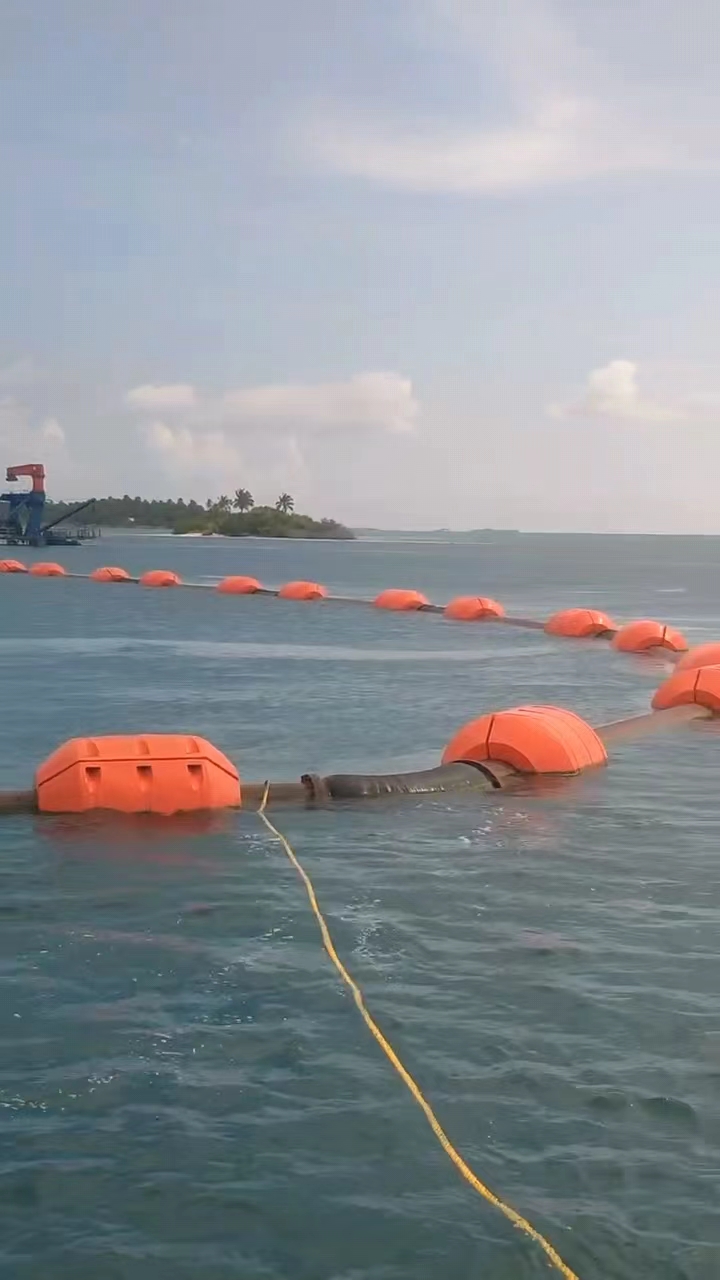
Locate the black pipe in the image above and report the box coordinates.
[598,703,710,743]
[0,763,503,819]
[497,615,547,631]
[319,761,499,799]
[0,790,37,814]
[41,497,96,535]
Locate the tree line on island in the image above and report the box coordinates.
[44,491,355,539]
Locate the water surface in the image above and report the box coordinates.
[1,534,719,1279]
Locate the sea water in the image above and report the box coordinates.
[1,533,718,1279]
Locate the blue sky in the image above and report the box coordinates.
[1,0,719,530]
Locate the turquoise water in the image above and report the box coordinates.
[1,534,719,1279]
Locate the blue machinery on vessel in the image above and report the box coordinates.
[0,462,96,547]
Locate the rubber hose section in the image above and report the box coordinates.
[321,762,496,799]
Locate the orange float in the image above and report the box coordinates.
[217,575,262,594]
[29,562,66,577]
[374,589,429,611]
[278,581,328,600]
[442,705,607,774]
[544,608,616,638]
[0,558,27,573]
[35,734,241,814]
[139,569,181,588]
[444,596,505,621]
[652,665,720,713]
[90,566,132,583]
[612,620,687,653]
[676,642,720,672]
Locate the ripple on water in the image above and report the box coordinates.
[1,535,720,1279]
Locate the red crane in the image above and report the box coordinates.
[5,463,45,494]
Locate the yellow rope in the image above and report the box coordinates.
[257,789,580,1279]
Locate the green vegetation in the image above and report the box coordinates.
[175,507,353,539]
[44,493,354,539]
[275,492,294,514]
[44,495,205,528]
[233,488,254,512]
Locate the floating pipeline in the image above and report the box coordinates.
[1,559,694,656]
[0,683,714,819]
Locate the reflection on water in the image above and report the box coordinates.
[1,534,719,1279]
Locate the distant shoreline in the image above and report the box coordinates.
[46,521,720,542]
[42,499,354,541]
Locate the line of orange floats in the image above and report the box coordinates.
[0,556,693,654]
[4,647,720,815]
[4,546,720,815]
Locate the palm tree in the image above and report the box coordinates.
[233,488,254,512]
[215,494,233,513]
[275,492,294,514]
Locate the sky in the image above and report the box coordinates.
[1,0,719,531]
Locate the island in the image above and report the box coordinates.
[43,491,355,540]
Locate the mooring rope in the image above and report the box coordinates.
[257,786,580,1279]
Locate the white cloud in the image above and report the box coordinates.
[549,360,680,422]
[220,372,418,433]
[0,358,42,388]
[126,383,198,411]
[297,0,720,195]
[300,96,684,196]
[142,420,243,475]
[0,397,28,444]
[41,417,65,444]
[416,0,587,97]
[0,399,68,450]
[130,373,418,502]
[127,371,418,435]
[0,399,72,493]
